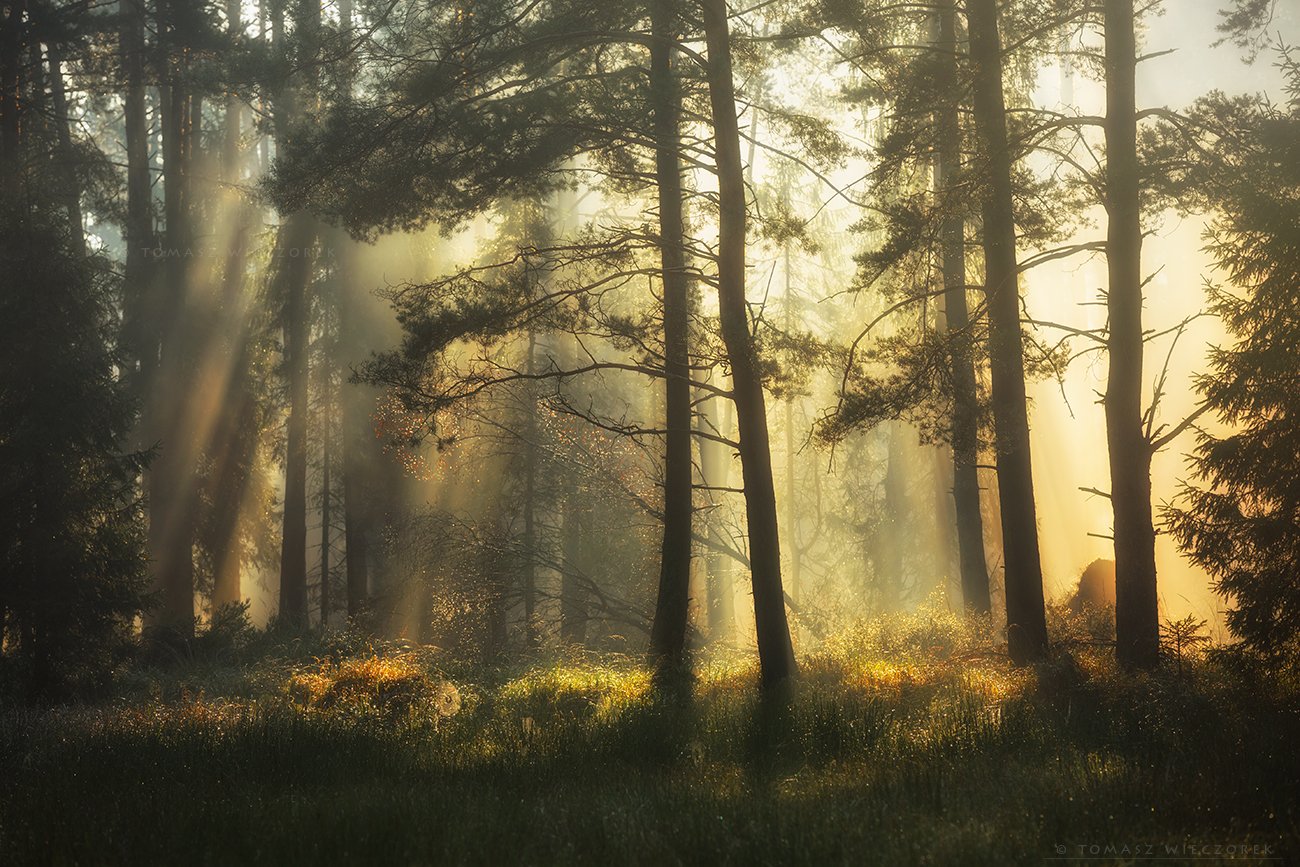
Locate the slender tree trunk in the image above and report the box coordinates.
[698,380,735,639]
[0,0,24,199]
[47,47,84,255]
[119,0,156,404]
[783,245,801,605]
[208,1,255,612]
[521,328,539,647]
[1104,0,1159,669]
[323,0,371,621]
[276,212,314,628]
[340,289,371,619]
[274,0,320,629]
[965,0,1047,662]
[701,0,796,687]
[208,400,253,610]
[142,0,202,638]
[936,0,991,615]
[320,375,332,628]
[647,0,693,670]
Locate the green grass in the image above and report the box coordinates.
[1,623,1297,865]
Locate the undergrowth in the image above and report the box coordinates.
[0,603,1296,865]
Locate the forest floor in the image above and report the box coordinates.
[1,611,1297,866]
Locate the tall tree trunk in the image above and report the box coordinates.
[699,380,735,639]
[275,212,314,628]
[0,0,24,199]
[209,0,255,612]
[521,327,539,647]
[783,245,801,605]
[274,0,320,629]
[936,0,991,615]
[146,12,197,637]
[647,0,693,670]
[327,0,372,621]
[119,0,156,404]
[701,0,796,688]
[320,372,332,628]
[965,0,1047,662]
[47,47,84,256]
[339,247,372,620]
[1104,0,1159,669]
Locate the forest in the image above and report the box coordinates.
[1,0,1298,863]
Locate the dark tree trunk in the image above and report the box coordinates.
[208,393,255,611]
[936,0,991,615]
[783,246,801,605]
[119,0,156,404]
[0,0,24,198]
[1104,0,1159,669]
[647,0,693,670]
[320,378,332,628]
[701,0,796,688]
[275,212,315,628]
[145,0,199,638]
[209,2,255,612]
[274,0,320,629]
[327,0,371,621]
[47,47,84,256]
[521,328,539,647]
[965,0,1048,662]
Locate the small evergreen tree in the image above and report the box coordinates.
[0,211,148,698]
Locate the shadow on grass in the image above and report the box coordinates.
[0,647,1296,866]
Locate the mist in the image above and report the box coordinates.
[3,0,1300,863]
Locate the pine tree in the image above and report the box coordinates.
[1165,58,1300,660]
[0,212,147,697]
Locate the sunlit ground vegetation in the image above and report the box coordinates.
[3,605,1295,866]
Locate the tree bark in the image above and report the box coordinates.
[330,0,372,621]
[701,0,796,687]
[783,245,801,606]
[1104,0,1159,669]
[274,0,320,629]
[47,47,84,256]
[146,18,198,637]
[119,0,156,405]
[0,0,24,199]
[521,327,539,647]
[275,212,315,628]
[209,0,255,612]
[647,0,693,670]
[320,372,332,629]
[965,0,1048,662]
[936,0,991,615]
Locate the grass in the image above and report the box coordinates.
[1,612,1297,865]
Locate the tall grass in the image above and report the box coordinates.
[0,607,1295,865]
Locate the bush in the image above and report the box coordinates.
[289,651,462,723]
